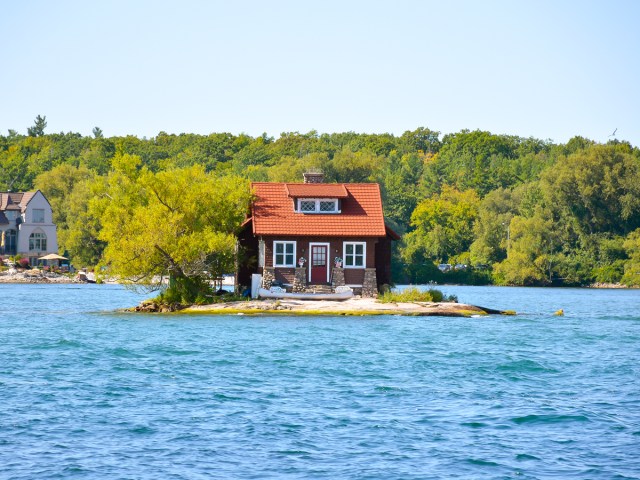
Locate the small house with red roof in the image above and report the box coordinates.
[237,172,399,296]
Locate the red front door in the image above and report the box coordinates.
[310,245,328,283]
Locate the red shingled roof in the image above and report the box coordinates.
[285,183,349,198]
[251,182,389,237]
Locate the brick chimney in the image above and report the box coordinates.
[303,171,324,183]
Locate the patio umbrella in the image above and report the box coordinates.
[38,253,69,261]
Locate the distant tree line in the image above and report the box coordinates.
[2,115,640,288]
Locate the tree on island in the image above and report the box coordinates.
[94,155,252,304]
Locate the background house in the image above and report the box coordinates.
[0,191,58,265]
[238,172,399,296]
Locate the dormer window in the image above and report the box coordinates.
[296,198,340,214]
[299,200,316,212]
[319,200,338,212]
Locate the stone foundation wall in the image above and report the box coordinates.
[292,267,307,293]
[262,267,275,289]
[362,268,378,297]
[331,267,345,292]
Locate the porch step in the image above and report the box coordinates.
[306,285,333,294]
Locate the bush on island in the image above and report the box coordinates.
[378,286,457,303]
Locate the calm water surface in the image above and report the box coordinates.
[1,284,639,479]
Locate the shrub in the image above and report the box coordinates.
[18,258,30,269]
[378,286,454,303]
[592,261,624,284]
[194,294,208,305]
[428,288,443,302]
[157,287,182,305]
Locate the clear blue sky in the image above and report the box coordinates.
[1,0,639,146]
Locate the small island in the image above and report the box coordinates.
[130,286,513,316]
[179,297,511,317]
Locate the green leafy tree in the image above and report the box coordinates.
[27,144,111,266]
[540,144,640,238]
[563,136,595,155]
[398,127,441,154]
[378,152,424,228]
[79,137,116,175]
[324,148,384,183]
[34,163,93,240]
[96,163,251,303]
[63,179,107,266]
[469,188,518,265]
[402,186,480,278]
[231,136,272,173]
[0,145,30,190]
[493,213,559,285]
[590,235,626,284]
[266,153,330,183]
[622,229,640,286]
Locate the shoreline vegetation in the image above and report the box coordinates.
[3,123,640,291]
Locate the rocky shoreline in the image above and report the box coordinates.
[587,282,632,289]
[0,269,79,284]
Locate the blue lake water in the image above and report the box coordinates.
[1,284,639,479]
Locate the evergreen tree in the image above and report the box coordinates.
[27,115,47,137]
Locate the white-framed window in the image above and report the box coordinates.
[273,241,296,267]
[343,241,366,268]
[296,198,339,214]
[33,209,45,223]
[319,200,337,212]
[29,232,47,251]
[299,200,316,212]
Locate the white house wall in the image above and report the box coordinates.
[16,191,58,258]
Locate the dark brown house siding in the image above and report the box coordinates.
[343,268,365,285]
[374,235,393,288]
[263,236,376,268]
[239,231,397,292]
[260,236,377,285]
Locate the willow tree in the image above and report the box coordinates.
[97,157,251,303]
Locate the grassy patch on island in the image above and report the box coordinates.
[378,287,457,303]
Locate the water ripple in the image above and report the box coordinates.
[1,284,639,479]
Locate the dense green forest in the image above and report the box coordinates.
[3,116,640,288]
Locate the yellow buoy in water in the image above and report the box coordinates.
[553,309,564,316]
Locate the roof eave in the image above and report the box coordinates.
[385,224,401,241]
